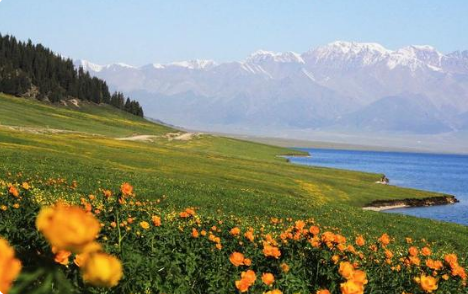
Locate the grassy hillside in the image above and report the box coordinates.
[1,93,468,293]
[0,93,466,246]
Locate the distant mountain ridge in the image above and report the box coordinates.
[75,41,468,135]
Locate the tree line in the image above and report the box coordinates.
[0,34,143,117]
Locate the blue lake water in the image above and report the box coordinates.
[287,148,468,226]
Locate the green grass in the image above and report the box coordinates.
[1,93,467,254]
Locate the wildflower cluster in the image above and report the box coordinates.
[0,174,467,293]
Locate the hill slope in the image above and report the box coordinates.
[0,93,467,252]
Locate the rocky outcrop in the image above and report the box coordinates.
[364,195,459,211]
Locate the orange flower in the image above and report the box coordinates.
[152,216,161,227]
[265,290,282,294]
[426,259,443,271]
[378,233,390,246]
[191,228,199,238]
[185,208,196,216]
[339,262,355,280]
[120,182,133,196]
[421,247,431,256]
[0,238,22,294]
[243,258,252,266]
[352,270,368,285]
[244,230,255,242]
[409,256,420,266]
[355,235,365,246]
[8,185,19,197]
[418,275,438,293]
[331,255,340,264]
[280,263,290,273]
[230,227,241,236]
[241,270,256,284]
[36,202,100,253]
[52,247,72,266]
[229,252,245,267]
[408,246,419,257]
[444,254,458,265]
[340,280,364,294]
[317,290,331,294]
[103,190,112,199]
[322,231,335,243]
[235,278,251,293]
[74,253,87,268]
[261,272,275,286]
[309,226,320,236]
[263,244,281,259]
[295,220,306,231]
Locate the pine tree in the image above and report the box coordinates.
[0,34,144,116]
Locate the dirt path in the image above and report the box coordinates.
[116,132,202,142]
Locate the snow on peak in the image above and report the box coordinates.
[303,41,392,67]
[322,41,392,55]
[246,50,304,64]
[113,62,136,69]
[76,60,104,72]
[391,45,444,69]
[168,59,217,70]
[152,63,165,69]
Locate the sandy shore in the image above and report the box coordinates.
[363,204,410,212]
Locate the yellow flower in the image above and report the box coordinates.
[265,290,282,294]
[339,262,355,280]
[419,275,438,293]
[352,270,368,285]
[140,221,150,230]
[21,182,30,190]
[82,253,123,288]
[0,237,22,294]
[36,202,100,253]
[340,280,364,294]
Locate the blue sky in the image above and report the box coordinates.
[0,0,467,66]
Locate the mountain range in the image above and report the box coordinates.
[74,41,468,140]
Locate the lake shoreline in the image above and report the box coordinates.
[363,195,459,212]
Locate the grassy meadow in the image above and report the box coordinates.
[0,93,467,293]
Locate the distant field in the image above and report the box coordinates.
[1,93,468,253]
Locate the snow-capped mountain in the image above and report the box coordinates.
[74,41,468,136]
